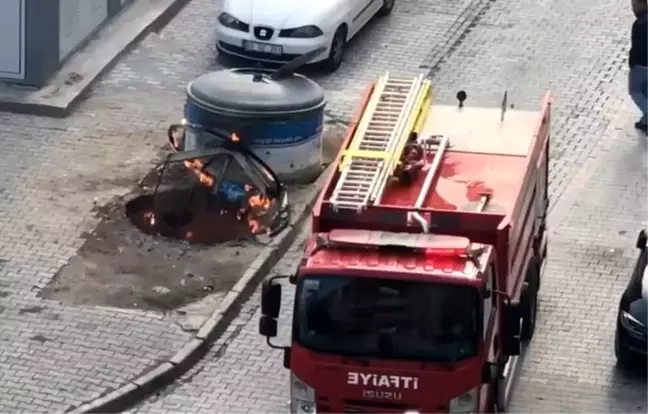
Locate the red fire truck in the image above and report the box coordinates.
[259,72,551,413]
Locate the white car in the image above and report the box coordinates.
[215,0,395,72]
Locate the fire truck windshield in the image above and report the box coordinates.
[294,275,480,362]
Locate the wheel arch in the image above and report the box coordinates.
[336,22,349,40]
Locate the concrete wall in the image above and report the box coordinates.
[109,0,135,17]
[0,0,135,87]
[0,0,26,81]
[24,0,59,86]
[59,0,108,63]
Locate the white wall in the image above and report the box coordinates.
[59,0,108,62]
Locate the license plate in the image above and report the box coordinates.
[243,41,283,55]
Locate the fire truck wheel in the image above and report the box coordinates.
[520,265,539,342]
[488,384,500,413]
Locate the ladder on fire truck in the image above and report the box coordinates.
[330,73,437,211]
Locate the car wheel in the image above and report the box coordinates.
[377,0,395,16]
[614,331,636,369]
[520,267,539,342]
[323,27,347,72]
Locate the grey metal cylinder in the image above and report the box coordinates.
[184,68,327,184]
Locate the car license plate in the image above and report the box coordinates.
[243,41,282,55]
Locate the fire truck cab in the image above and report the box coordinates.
[259,73,551,413]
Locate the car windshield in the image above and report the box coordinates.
[294,275,480,362]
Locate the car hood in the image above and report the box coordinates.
[223,0,333,29]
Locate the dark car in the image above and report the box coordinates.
[615,229,648,368]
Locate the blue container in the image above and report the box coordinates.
[184,69,326,183]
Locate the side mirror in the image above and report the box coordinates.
[502,300,521,356]
[259,315,278,337]
[481,362,497,384]
[167,123,185,151]
[261,279,282,318]
[636,230,647,250]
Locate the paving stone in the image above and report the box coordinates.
[0,0,277,410]
[1,0,432,407]
[2,0,646,411]
[121,0,646,413]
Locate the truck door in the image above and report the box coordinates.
[533,135,549,259]
[482,265,495,340]
[480,264,497,412]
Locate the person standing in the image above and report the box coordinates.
[629,0,648,134]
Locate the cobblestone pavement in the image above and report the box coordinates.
[123,0,648,413]
[0,0,498,411]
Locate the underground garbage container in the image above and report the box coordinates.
[182,68,327,184]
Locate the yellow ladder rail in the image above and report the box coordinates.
[330,73,432,211]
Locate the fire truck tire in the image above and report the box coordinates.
[520,263,539,342]
[489,384,500,413]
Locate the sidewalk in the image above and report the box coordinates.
[0,0,351,411]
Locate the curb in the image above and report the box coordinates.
[68,166,332,414]
[0,0,191,117]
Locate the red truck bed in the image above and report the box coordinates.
[314,98,550,234]
[312,84,551,296]
[380,104,539,218]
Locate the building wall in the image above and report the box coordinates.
[108,0,135,18]
[59,0,109,62]
[0,0,26,81]
[0,0,136,87]
[24,0,59,87]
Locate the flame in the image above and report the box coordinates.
[144,211,156,226]
[244,191,273,234]
[248,194,272,210]
[177,149,276,236]
[231,133,240,143]
[183,159,214,186]
[249,219,261,234]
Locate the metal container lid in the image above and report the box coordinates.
[186,69,326,116]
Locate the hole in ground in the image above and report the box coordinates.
[126,186,252,244]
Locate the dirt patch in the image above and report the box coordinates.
[39,124,349,312]
[39,159,268,311]
[39,194,263,311]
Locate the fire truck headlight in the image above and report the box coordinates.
[291,373,316,414]
[449,387,478,413]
